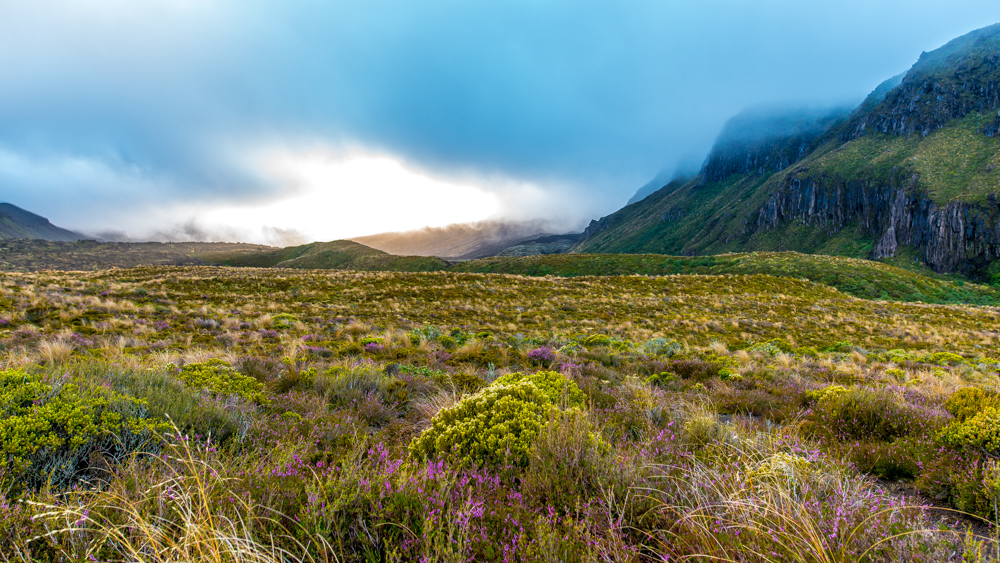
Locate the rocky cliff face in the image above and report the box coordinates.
[844,23,1000,140]
[751,171,1000,276]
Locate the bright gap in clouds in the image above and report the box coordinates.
[202,149,502,243]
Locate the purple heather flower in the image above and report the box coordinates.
[527,347,556,364]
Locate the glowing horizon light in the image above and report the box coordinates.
[201,149,502,242]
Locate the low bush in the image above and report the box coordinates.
[939,407,1000,455]
[492,370,586,408]
[805,388,920,442]
[944,387,999,422]
[409,371,584,468]
[0,368,164,491]
[177,359,266,403]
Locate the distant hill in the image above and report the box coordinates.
[0,240,272,272]
[0,203,85,242]
[203,240,449,271]
[572,23,1000,280]
[351,220,563,259]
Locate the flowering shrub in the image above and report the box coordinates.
[410,371,584,468]
[177,359,266,403]
[527,347,556,366]
[805,388,923,442]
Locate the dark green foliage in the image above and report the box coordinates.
[455,251,1000,305]
[206,240,449,272]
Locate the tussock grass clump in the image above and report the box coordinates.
[34,431,328,563]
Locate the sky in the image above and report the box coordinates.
[3,1,1000,244]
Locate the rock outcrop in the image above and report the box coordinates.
[751,171,1000,276]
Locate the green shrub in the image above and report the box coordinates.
[645,372,679,387]
[271,313,299,329]
[492,371,585,408]
[926,352,966,366]
[939,407,1000,455]
[0,369,163,491]
[747,338,792,355]
[409,371,583,468]
[718,368,741,381]
[582,334,612,348]
[821,341,854,353]
[177,359,266,403]
[804,384,850,406]
[436,335,457,349]
[793,346,820,357]
[944,388,998,422]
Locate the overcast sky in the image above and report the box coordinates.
[3,1,1000,243]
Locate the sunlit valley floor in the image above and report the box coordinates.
[0,264,998,561]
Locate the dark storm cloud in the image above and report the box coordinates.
[3,0,1000,237]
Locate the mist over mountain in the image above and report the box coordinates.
[573,22,1000,280]
[350,220,574,260]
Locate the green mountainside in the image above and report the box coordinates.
[574,23,1000,280]
[0,203,84,242]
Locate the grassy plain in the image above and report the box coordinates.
[1,266,1000,561]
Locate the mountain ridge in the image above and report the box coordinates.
[572,22,1000,280]
[0,203,85,242]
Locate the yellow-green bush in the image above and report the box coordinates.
[177,359,266,403]
[944,388,999,422]
[582,334,612,348]
[492,371,585,408]
[939,407,1000,455]
[804,384,849,405]
[926,352,967,366]
[409,371,584,468]
[0,369,163,490]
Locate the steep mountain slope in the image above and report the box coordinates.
[0,203,84,242]
[574,23,1000,280]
